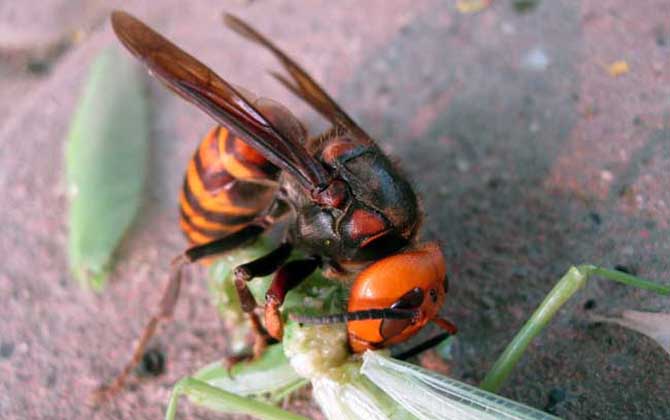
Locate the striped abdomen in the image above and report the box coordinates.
[179,126,280,244]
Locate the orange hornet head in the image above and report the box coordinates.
[346,242,456,353]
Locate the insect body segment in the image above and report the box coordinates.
[179,125,279,244]
[179,93,308,245]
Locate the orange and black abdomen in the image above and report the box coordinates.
[179,126,280,245]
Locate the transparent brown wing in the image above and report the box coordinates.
[110,10,331,191]
[224,14,371,143]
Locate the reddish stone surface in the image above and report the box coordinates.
[1,1,669,419]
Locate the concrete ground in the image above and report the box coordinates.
[1,1,669,419]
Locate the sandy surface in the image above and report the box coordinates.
[1,1,669,419]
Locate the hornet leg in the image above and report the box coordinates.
[232,242,293,356]
[264,257,321,344]
[93,224,266,403]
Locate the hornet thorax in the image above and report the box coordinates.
[281,133,421,276]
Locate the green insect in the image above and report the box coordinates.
[163,244,669,420]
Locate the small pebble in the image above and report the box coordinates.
[655,25,667,46]
[27,59,50,75]
[456,159,470,172]
[0,342,15,359]
[136,349,165,377]
[545,387,567,414]
[521,47,549,71]
[46,371,57,387]
[487,177,502,189]
[600,170,614,182]
[589,212,602,226]
[614,264,636,276]
[583,299,597,310]
[501,22,516,35]
[548,387,566,404]
[513,0,541,13]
